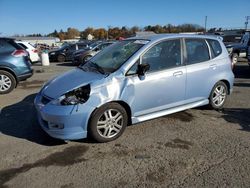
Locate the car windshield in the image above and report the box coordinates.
[81,39,148,74]
[85,41,101,50]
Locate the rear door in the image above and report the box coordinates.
[66,44,77,60]
[184,38,220,102]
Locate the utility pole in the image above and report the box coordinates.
[204,16,207,33]
[107,25,111,40]
[245,16,250,30]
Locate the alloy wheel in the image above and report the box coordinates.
[212,85,226,107]
[0,74,12,92]
[96,109,124,138]
[232,56,238,65]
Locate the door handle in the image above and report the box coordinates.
[173,71,183,77]
[210,64,217,70]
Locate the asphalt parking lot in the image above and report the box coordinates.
[0,61,250,188]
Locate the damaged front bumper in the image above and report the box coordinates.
[34,93,95,140]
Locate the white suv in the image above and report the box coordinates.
[16,41,40,63]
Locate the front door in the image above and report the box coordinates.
[125,39,186,117]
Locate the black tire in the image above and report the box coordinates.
[89,103,128,143]
[209,81,228,110]
[57,54,66,62]
[0,70,16,94]
[231,53,238,66]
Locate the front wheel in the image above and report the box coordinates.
[57,54,66,62]
[89,103,128,142]
[209,81,228,110]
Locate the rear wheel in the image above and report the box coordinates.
[57,54,66,62]
[209,81,228,110]
[231,53,238,66]
[89,103,128,142]
[0,70,16,94]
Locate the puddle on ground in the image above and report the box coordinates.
[165,138,193,150]
[165,111,194,122]
[0,145,89,187]
[18,80,45,90]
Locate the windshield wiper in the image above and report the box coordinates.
[77,65,86,71]
[90,61,105,74]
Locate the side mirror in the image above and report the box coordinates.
[137,63,150,76]
[95,47,100,51]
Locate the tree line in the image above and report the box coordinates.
[46,24,205,40]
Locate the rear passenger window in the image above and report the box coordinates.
[185,39,210,64]
[207,39,222,58]
[0,40,16,53]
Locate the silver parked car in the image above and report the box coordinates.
[35,34,234,142]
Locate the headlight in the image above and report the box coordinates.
[227,47,233,55]
[52,84,91,105]
[50,52,55,55]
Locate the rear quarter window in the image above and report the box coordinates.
[18,43,28,49]
[207,39,222,58]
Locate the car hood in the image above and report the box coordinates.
[42,68,105,99]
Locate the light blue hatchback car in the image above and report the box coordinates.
[35,34,234,142]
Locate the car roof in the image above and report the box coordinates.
[16,41,29,44]
[0,37,15,40]
[128,34,221,42]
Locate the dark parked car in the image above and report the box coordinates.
[225,32,250,65]
[248,46,250,65]
[223,34,242,45]
[0,38,33,94]
[72,41,115,65]
[48,42,89,62]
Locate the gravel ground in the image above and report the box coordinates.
[0,61,250,188]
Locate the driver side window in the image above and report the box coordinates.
[141,39,181,72]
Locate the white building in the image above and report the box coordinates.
[14,36,60,46]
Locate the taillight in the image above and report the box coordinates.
[32,49,38,53]
[12,49,28,57]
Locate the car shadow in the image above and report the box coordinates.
[220,108,250,132]
[233,82,250,87]
[233,63,250,79]
[56,62,75,67]
[0,93,66,146]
